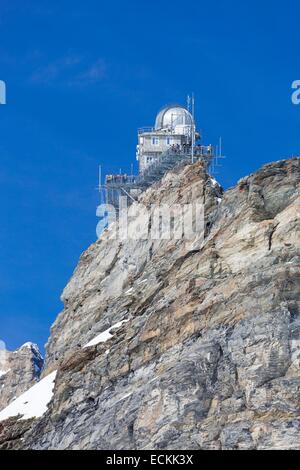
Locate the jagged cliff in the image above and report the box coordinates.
[0,343,43,410]
[0,157,299,450]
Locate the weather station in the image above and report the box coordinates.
[98,96,222,212]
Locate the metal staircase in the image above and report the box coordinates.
[102,145,213,210]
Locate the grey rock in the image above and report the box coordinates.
[0,158,299,450]
[0,343,43,411]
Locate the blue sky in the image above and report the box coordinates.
[0,0,299,353]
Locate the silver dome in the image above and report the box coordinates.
[155,105,194,131]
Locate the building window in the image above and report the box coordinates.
[166,137,172,145]
[152,137,159,145]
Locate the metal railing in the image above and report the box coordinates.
[138,145,213,181]
[138,127,155,134]
[105,145,213,186]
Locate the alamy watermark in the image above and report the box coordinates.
[96,197,205,250]
[291,80,300,105]
[0,340,8,374]
[0,80,6,104]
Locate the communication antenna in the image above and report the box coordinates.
[191,93,195,163]
[97,164,107,205]
[211,137,226,175]
[99,165,102,190]
[191,92,195,119]
[187,94,191,113]
[98,164,102,202]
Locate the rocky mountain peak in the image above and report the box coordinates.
[0,342,44,412]
[0,157,299,450]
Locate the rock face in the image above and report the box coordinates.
[0,343,43,411]
[0,157,299,450]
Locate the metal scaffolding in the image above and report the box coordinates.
[99,144,215,211]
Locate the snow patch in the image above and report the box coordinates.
[83,320,129,348]
[20,342,35,349]
[19,342,43,357]
[0,369,9,378]
[0,371,57,422]
[125,288,133,295]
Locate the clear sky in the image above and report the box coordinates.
[0,0,299,353]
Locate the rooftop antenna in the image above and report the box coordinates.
[191,93,195,163]
[187,94,191,113]
[98,164,102,203]
[97,164,106,206]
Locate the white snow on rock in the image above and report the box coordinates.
[0,322,128,422]
[0,370,57,422]
[83,320,129,348]
[20,342,36,349]
[125,288,133,295]
[18,342,44,359]
[210,177,218,187]
[0,369,9,378]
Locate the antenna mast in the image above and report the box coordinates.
[98,164,103,205]
[191,93,195,163]
[187,94,191,113]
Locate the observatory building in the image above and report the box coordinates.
[102,101,214,211]
[137,105,199,174]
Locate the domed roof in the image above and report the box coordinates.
[155,105,194,131]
